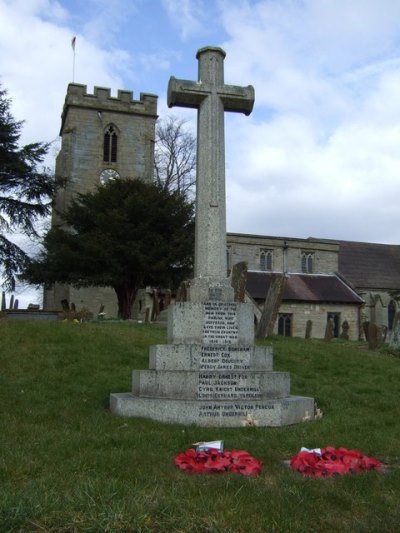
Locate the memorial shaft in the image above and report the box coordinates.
[168,47,255,284]
[111,46,315,428]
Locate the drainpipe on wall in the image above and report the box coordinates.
[283,241,288,274]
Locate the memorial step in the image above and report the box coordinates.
[149,343,273,371]
[110,393,315,427]
[132,369,290,400]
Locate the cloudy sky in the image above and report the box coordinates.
[2,0,400,303]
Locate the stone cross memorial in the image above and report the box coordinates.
[110,47,314,427]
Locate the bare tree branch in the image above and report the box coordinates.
[154,116,196,200]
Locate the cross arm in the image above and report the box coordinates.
[167,76,208,109]
[220,84,255,116]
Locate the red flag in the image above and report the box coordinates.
[71,36,76,51]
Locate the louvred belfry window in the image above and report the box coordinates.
[103,125,118,163]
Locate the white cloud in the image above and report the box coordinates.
[215,0,400,243]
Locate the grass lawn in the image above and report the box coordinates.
[1,320,400,532]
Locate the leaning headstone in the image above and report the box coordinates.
[256,275,287,339]
[305,320,312,339]
[324,318,334,342]
[110,47,314,427]
[1,292,6,311]
[230,262,248,303]
[9,295,14,310]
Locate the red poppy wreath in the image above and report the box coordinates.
[290,446,381,478]
[175,448,262,476]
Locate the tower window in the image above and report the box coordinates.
[301,252,314,273]
[103,125,118,163]
[260,250,272,271]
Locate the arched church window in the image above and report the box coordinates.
[103,125,118,163]
[278,313,292,336]
[260,250,272,271]
[301,252,314,273]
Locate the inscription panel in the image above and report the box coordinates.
[199,345,251,371]
[198,402,275,418]
[203,302,238,344]
[197,371,261,400]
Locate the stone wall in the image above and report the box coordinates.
[227,233,339,273]
[274,302,360,340]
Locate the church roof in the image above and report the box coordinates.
[338,240,400,290]
[246,272,363,304]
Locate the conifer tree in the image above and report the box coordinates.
[0,84,54,289]
[24,178,194,319]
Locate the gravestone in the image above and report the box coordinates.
[255,275,287,339]
[340,320,349,340]
[367,322,379,350]
[389,311,400,349]
[230,262,248,303]
[305,320,312,339]
[324,318,334,342]
[362,321,369,341]
[110,47,314,426]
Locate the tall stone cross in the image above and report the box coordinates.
[168,46,254,301]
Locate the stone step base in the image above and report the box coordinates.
[110,393,315,427]
[149,343,273,371]
[132,369,290,400]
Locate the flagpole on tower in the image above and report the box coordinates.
[71,36,76,82]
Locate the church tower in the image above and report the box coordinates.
[43,83,158,316]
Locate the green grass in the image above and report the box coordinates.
[1,321,400,532]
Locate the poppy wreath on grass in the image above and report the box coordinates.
[290,446,382,478]
[175,448,262,476]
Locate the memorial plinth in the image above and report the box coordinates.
[110,298,314,426]
[110,46,314,426]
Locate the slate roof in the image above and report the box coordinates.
[246,272,363,304]
[338,240,400,290]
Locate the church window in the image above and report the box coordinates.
[301,252,314,273]
[103,125,118,163]
[260,250,272,271]
[278,313,292,336]
[327,312,340,338]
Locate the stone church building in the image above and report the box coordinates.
[44,83,400,340]
[227,233,400,341]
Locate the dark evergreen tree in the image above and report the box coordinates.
[24,178,194,319]
[0,84,54,289]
